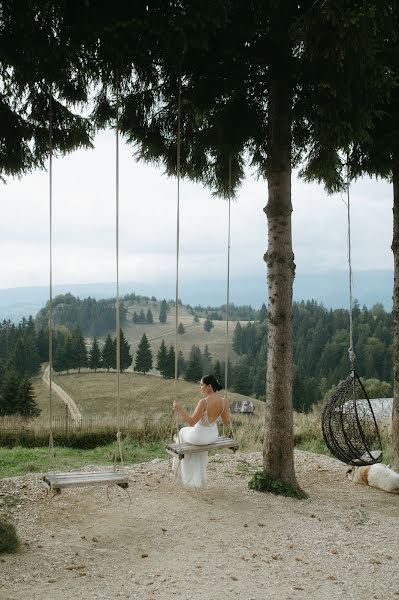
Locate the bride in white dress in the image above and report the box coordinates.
[172,375,231,488]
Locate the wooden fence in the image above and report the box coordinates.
[0,414,171,437]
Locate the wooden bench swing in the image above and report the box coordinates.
[42,469,129,495]
[42,88,129,497]
[165,436,239,462]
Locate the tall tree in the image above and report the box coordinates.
[134,333,153,375]
[146,308,154,324]
[159,300,168,324]
[184,346,203,383]
[72,326,88,373]
[88,337,102,372]
[156,339,168,377]
[102,334,114,372]
[0,370,20,415]
[118,329,133,372]
[164,346,176,379]
[17,378,40,417]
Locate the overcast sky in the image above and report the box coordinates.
[0,129,393,292]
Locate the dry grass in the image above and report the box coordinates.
[102,300,239,364]
[50,370,261,419]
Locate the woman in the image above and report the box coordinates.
[172,374,230,488]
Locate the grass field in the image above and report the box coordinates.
[50,370,264,419]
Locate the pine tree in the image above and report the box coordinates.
[146,308,154,324]
[184,346,203,383]
[119,329,133,372]
[17,378,40,417]
[0,370,20,415]
[159,300,168,323]
[36,327,49,362]
[64,335,75,374]
[52,339,67,373]
[102,334,114,372]
[178,322,185,335]
[232,358,252,396]
[156,339,168,376]
[138,309,146,323]
[164,346,176,379]
[134,333,153,374]
[72,326,88,373]
[132,311,138,323]
[203,318,214,333]
[89,337,102,372]
[193,315,200,323]
[9,336,40,377]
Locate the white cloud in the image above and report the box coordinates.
[0,129,393,290]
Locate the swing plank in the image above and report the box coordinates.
[165,436,238,460]
[42,470,129,493]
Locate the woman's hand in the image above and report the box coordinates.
[173,401,182,413]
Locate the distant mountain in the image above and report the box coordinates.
[0,269,393,322]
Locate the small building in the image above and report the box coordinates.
[230,400,255,415]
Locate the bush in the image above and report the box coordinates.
[0,515,19,553]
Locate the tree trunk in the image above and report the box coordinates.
[263,7,298,487]
[392,161,399,471]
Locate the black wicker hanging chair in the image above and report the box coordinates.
[322,370,383,466]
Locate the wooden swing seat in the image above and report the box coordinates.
[42,470,129,494]
[165,436,238,461]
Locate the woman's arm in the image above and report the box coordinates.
[173,398,206,426]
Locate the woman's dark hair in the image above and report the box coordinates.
[201,374,223,392]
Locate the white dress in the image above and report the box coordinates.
[173,399,223,488]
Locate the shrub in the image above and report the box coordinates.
[0,515,19,553]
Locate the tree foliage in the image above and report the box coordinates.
[134,333,153,375]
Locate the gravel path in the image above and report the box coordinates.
[42,366,82,422]
[1,450,399,600]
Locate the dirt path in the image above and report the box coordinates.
[1,450,399,600]
[42,366,82,422]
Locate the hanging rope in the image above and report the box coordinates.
[47,92,55,474]
[115,76,123,466]
[173,70,182,441]
[346,160,356,371]
[222,156,233,437]
[224,155,232,395]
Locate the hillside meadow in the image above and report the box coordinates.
[109,299,239,363]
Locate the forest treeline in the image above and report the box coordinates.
[231,300,393,410]
[34,293,263,335]
[0,299,393,416]
[35,293,127,337]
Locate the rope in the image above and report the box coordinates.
[47,92,55,473]
[173,70,182,442]
[223,155,232,438]
[115,76,123,466]
[346,161,356,371]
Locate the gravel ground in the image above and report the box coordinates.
[0,450,399,600]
